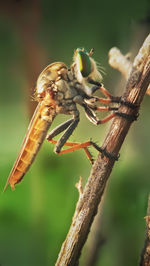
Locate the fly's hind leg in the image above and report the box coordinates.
[47,118,74,140]
[53,140,119,162]
[47,110,118,163]
[49,139,94,164]
[47,112,94,163]
[54,112,80,153]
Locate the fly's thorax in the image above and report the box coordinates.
[51,67,80,102]
[52,79,78,114]
[35,61,79,116]
[55,101,77,115]
[36,62,68,98]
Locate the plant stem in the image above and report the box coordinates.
[56,34,150,266]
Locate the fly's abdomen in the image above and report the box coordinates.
[4,102,56,191]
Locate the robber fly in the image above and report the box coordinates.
[4,48,121,191]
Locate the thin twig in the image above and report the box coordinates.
[55,34,150,266]
[108,46,150,95]
[108,47,132,78]
[139,194,150,266]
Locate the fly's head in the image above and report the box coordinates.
[72,48,103,88]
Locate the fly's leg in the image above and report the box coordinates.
[50,140,119,162]
[47,110,118,163]
[96,106,118,111]
[83,104,118,125]
[94,106,117,124]
[84,104,138,125]
[97,113,116,124]
[54,114,80,153]
[47,118,74,140]
[98,85,121,104]
[48,106,118,163]
[47,112,94,163]
[88,79,138,121]
[90,79,139,111]
[95,100,138,122]
[49,139,94,164]
[88,79,121,104]
[95,87,120,104]
[47,111,82,153]
[96,87,139,113]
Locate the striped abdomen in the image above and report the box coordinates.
[4,102,56,191]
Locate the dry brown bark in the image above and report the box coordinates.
[140,195,150,266]
[55,34,150,266]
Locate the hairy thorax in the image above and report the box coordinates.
[36,62,86,115]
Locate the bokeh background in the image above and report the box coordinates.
[0,1,150,265]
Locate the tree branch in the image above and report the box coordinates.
[140,194,150,266]
[82,198,105,266]
[55,34,150,266]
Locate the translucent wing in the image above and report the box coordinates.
[4,62,69,191]
[4,99,56,191]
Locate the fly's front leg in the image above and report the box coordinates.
[87,82,139,123]
[73,95,117,125]
[89,79,138,112]
[88,79,121,104]
[84,102,138,125]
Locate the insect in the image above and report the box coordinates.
[4,48,121,191]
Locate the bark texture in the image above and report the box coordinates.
[56,35,150,266]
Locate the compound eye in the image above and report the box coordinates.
[77,51,91,77]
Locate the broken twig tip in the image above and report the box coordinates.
[75,177,83,196]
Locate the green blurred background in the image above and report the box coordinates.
[0,0,150,265]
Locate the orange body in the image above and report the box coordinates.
[4,99,56,191]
